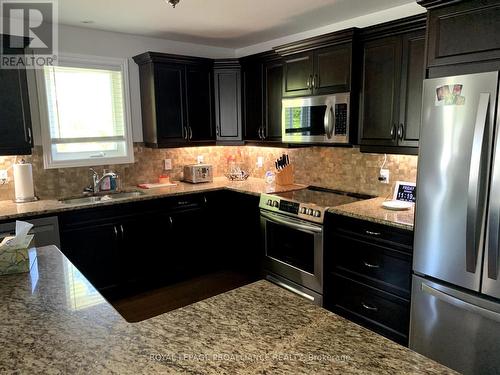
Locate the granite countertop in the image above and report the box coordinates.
[329,197,415,231]
[0,177,306,221]
[0,246,455,374]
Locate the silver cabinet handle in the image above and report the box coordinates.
[422,282,500,323]
[398,123,404,140]
[306,76,310,89]
[467,93,490,273]
[188,126,193,140]
[363,261,380,269]
[261,125,266,140]
[113,226,118,239]
[390,124,397,140]
[27,127,32,145]
[311,75,316,89]
[361,302,378,312]
[365,230,381,236]
[120,224,124,237]
[257,127,262,139]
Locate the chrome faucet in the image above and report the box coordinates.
[84,168,118,194]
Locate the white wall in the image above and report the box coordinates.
[235,3,425,57]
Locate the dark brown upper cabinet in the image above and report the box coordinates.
[275,29,357,98]
[0,35,32,156]
[214,59,243,144]
[241,51,283,145]
[419,0,500,77]
[358,15,426,155]
[133,52,215,148]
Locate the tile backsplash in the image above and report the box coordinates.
[0,145,417,201]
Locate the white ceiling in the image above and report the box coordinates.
[59,0,417,48]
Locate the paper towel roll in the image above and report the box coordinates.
[14,163,35,202]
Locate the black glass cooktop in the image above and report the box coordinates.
[276,187,372,208]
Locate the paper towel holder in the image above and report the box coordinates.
[13,159,39,204]
[14,196,39,204]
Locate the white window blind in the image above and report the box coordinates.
[38,55,134,169]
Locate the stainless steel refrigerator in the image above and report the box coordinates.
[410,71,500,375]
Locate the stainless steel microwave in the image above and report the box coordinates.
[282,93,350,144]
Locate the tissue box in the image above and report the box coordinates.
[0,234,36,275]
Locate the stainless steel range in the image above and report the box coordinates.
[259,187,369,305]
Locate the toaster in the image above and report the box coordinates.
[183,164,213,184]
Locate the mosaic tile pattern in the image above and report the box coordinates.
[0,145,417,200]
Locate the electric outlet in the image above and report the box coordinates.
[257,156,264,168]
[0,169,8,183]
[197,155,204,164]
[379,169,390,184]
[164,159,172,170]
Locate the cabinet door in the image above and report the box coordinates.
[398,32,425,148]
[169,207,211,278]
[283,52,313,97]
[359,36,402,147]
[263,60,283,141]
[214,70,242,142]
[60,222,120,292]
[154,64,187,145]
[0,67,32,155]
[185,65,214,143]
[120,211,176,287]
[426,0,500,70]
[242,61,264,141]
[314,44,351,95]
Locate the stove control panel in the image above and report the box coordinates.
[259,194,325,223]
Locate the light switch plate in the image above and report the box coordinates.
[257,156,264,168]
[379,169,390,184]
[0,169,8,183]
[164,159,172,170]
[197,155,204,164]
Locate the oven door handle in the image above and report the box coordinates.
[260,211,322,233]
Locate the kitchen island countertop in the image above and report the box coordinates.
[0,246,454,374]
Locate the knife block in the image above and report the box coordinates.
[276,164,294,186]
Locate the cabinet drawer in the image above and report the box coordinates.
[332,234,411,297]
[328,214,413,250]
[327,273,409,343]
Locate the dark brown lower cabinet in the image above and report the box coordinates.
[324,213,413,346]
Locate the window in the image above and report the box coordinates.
[37,54,134,168]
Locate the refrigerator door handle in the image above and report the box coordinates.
[422,282,500,323]
[466,92,490,273]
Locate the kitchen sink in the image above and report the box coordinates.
[59,191,145,205]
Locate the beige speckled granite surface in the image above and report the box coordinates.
[0,177,306,221]
[329,197,415,231]
[0,246,454,374]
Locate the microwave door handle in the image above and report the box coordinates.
[324,103,334,139]
[466,92,490,273]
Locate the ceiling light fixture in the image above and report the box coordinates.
[166,0,180,8]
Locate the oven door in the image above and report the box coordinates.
[281,94,349,144]
[260,210,323,294]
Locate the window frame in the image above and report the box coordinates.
[36,53,135,169]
